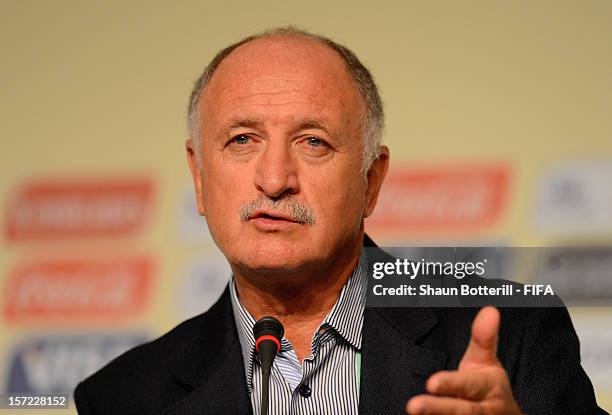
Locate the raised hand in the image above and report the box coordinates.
[406,306,523,415]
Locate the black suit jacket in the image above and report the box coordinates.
[75,239,607,414]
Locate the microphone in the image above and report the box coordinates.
[253,316,284,415]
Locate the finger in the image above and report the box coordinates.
[459,306,500,369]
[407,394,483,415]
[426,370,492,400]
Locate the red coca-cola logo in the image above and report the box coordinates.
[367,164,510,235]
[4,257,154,323]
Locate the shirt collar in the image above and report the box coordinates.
[230,247,368,386]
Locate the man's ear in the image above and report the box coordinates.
[363,145,390,218]
[185,138,206,216]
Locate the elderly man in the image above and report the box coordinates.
[74,28,605,414]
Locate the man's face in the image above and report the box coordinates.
[187,36,388,275]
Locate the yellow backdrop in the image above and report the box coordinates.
[1,1,611,413]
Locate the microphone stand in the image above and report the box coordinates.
[253,316,284,415]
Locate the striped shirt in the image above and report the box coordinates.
[230,248,368,415]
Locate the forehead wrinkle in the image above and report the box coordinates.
[215,85,347,119]
[222,91,319,105]
[241,101,323,107]
[250,76,309,83]
[217,78,329,101]
[214,72,342,105]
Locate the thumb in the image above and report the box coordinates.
[459,306,501,370]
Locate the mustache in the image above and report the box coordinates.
[239,194,316,226]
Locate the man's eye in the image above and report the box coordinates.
[231,134,251,145]
[306,137,323,147]
[298,136,331,158]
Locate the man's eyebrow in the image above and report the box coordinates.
[227,118,263,130]
[226,118,333,136]
[293,120,332,136]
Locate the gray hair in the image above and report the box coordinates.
[187,26,384,177]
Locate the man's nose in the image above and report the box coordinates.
[254,140,299,198]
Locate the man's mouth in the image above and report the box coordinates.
[249,210,298,223]
[239,194,316,226]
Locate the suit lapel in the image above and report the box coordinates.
[360,236,447,414]
[359,306,446,415]
[162,287,252,415]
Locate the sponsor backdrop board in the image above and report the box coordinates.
[1,1,611,413]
